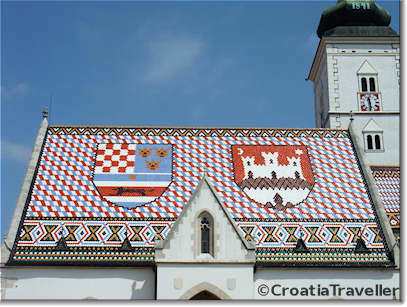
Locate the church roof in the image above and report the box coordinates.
[6,125,393,267]
[371,166,400,229]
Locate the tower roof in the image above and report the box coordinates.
[317,0,397,38]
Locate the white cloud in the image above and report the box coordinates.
[143,36,205,82]
[1,140,32,163]
[1,82,30,100]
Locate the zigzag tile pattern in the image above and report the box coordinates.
[17,220,171,247]
[236,221,383,248]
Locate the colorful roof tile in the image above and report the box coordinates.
[371,166,400,229]
[7,126,392,266]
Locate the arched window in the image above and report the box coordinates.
[367,135,373,150]
[374,135,381,149]
[357,61,379,95]
[365,133,383,151]
[199,212,213,255]
[369,77,376,92]
[361,77,368,92]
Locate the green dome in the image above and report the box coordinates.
[317,0,392,38]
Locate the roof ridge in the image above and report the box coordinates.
[47,124,348,131]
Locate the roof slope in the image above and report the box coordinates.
[371,166,400,229]
[7,126,392,266]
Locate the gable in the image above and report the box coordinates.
[357,60,378,75]
[363,119,382,132]
[155,176,255,263]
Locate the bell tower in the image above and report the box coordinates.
[308,0,399,167]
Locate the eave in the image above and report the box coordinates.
[307,35,400,82]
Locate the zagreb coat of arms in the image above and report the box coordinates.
[92,143,172,208]
[232,145,314,211]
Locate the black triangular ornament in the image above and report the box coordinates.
[294,238,309,253]
[354,237,370,253]
[120,237,134,252]
[55,237,68,251]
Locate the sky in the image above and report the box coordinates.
[1,1,400,237]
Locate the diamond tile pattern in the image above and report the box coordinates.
[27,133,375,220]
[371,166,400,228]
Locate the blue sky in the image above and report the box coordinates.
[1,1,400,237]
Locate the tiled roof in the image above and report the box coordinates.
[8,126,392,266]
[371,166,400,229]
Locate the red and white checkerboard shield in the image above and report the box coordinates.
[232,145,314,211]
[92,143,173,208]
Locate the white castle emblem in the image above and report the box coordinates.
[241,152,305,181]
[235,148,314,211]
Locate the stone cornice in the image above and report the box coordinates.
[308,36,400,81]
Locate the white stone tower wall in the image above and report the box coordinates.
[312,39,400,166]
